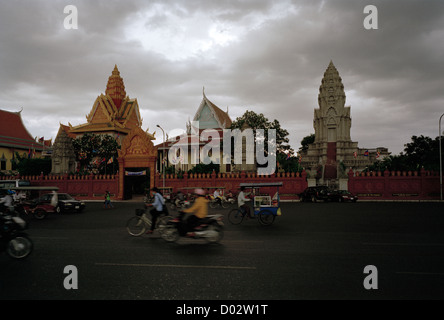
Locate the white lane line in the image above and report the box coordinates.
[33,237,70,240]
[396,272,444,276]
[95,262,256,270]
[362,243,444,247]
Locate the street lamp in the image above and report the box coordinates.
[439,113,444,200]
[157,124,166,190]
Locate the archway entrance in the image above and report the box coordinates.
[117,127,157,200]
[124,167,150,200]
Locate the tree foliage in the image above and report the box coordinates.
[276,152,303,173]
[14,154,52,176]
[187,163,220,175]
[368,135,442,172]
[230,110,293,154]
[72,133,120,174]
[299,133,315,153]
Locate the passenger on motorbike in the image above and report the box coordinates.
[213,188,222,205]
[175,190,185,207]
[174,188,208,236]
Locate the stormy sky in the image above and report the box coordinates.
[1,0,443,155]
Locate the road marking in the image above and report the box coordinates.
[362,243,444,247]
[396,272,444,276]
[95,262,256,270]
[33,236,70,240]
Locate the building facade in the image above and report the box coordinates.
[0,109,49,173]
[299,61,390,184]
[157,89,234,173]
[51,66,157,199]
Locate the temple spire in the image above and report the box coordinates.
[318,60,345,110]
[106,65,126,109]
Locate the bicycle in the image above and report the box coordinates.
[126,208,171,236]
[228,207,246,225]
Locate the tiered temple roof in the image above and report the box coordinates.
[0,109,45,151]
[68,65,149,138]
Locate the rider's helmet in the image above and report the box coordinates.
[194,188,205,196]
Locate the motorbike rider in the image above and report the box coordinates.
[0,190,15,214]
[173,188,208,236]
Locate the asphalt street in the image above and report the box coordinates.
[1,200,444,300]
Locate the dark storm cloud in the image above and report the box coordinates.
[1,0,443,154]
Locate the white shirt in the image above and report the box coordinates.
[238,191,249,207]
[0,195,13,207]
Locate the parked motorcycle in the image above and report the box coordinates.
[161,213,224,243]
[0,212,33,259]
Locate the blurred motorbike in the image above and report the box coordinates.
[0,212,33,259]
[169,199,191,211]
[161,213,224,244]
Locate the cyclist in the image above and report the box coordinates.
[238,186,253,219]
[145,187,165,234]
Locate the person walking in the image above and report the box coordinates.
[104,191,113,209]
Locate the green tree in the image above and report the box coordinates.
[368,135,442,172]
[230,110,293,156]
[276,152,302,173]
[403,135,440,171]
[14,153,51,176]
[299,133,315,153]
[187,163,220,175]
[72,133,120,174]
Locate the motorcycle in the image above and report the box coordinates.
[169,199,191,211]
[209,195,237,209]
[0,212,33,259]
[161,212,224,243]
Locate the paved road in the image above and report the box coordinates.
[1,201,444,300]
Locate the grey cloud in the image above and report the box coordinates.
[1,0,443,155]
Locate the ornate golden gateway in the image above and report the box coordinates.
[117,126,158,200]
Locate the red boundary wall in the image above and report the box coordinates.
[154,171,308,200]
[14,173,119,200]
[348,168,440,200]
[13,171,307,200]
[13,168,441,201]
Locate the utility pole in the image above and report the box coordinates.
[157,124,166,190]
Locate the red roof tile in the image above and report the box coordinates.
[0,109,44,150]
